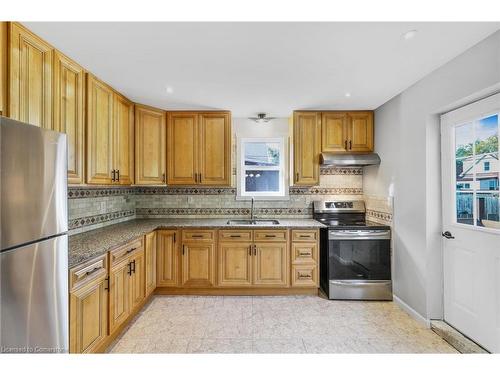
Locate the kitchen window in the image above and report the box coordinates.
[237,137,287,198]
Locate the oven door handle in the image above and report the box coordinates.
[329,230,391,240]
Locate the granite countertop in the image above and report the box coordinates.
[69,218,325,268]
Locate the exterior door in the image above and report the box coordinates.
[253,242,289,286]
[441,93,500,353]
[167,112,199,185]
[322,112,348,152]
[135,104,166,185]
[53,51,85,184]
[9,22,53,129]
[347,111,374,152]
[218,242,253,287]
[156,230,179,287]
[181,242,216,287]
[293,111,321,185]
[86,74,114,184]
[109,260,130,335]
[144,231,157,296]
[69,276,108,353]
[113,93,134,185]
[199,113,231,185]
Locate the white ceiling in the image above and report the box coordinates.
[24,22,500,117]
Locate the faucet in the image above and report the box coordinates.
[250,197,255,221]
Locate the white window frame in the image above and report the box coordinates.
[237,137,289,200]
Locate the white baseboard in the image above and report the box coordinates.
[393,295,430,328]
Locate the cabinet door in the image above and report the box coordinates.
[109,261,130,335]
[144,231,157,296]
[86,74,114,184]
[218,241,253,287]
[253,242,289,287]
[135,104,166,185]
[53,51,85,184]
[129,250,145,311]
[199,113,231,186]
[167,112,198,185]
[69,276,108,353]
[181,241,216,287]
[347,111,374,152]
[321,112,348,153]
[156,230,180,287]
[113,94,134,185]
[9,22,53,129]
[293,112,321,186]
[1,22,8,116]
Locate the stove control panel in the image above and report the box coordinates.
[325,201,353,209]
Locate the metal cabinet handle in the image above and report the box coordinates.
[298,273,312,279]
[126,247,137,254]
[248,245,252,255]
[182,244,185,255]
[117,169,120,182]
[344,140,348,150]
[296,172,299,181]
[265,234,276,238]
[131,259,136,274]
[104,276,110,291]
[191,234,204,238]
[230,235,241,238]
[253,244,257,256]
[199,173,202,183]
[349,140,352,150]
[85,267,102,276]
[127,262,132,276]
[298,251,311,256]
[173,233,176,242]
[162,173,166,183]
[111,169,116,182]
[299,234,310,238]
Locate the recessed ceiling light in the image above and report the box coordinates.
[402,30,418,40]
[344,93,351,98]
[166,86,174,94]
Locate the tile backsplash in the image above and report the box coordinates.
[68,166,368,233]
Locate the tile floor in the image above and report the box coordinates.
[108,295,458,354]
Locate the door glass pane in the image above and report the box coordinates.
[455,123,473,192]
[456,192,474,225]
[244,142,280,166]
[245,170,279,192]
[476,192,499,227]
[474,115,498,192]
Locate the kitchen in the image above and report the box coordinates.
[1,5,500,370]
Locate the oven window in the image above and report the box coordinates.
[329,239,391,280]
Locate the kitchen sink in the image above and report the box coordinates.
[226,219,280,225]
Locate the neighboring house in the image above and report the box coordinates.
[457,152,499,190]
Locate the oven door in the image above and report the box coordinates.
[328,230,391,280]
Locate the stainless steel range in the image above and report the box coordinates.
[313,200,392,301]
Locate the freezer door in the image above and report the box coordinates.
[0,235,69,353]
[0,117,67,251]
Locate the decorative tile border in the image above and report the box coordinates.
[135,187,237,195]
[68,186,135,199]
[366,209,393,223]
[320,167,363,175]
[289,187,363,195]
[69,210,135,230]
[135,207,312,217]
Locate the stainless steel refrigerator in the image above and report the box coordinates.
[0,116,68,353]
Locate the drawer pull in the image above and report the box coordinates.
[298,273,312,279]
[230,235,241,238]
[264,234,276,238]
[85,267,102,276]
[299,234,311,238]
[126,247,137,254]
[191,235,204,238]
[298,251,311,256]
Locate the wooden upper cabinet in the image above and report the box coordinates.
[86,74,114,184]
[113,93,134,185]
[0,22,7,116]
[53,51,85,184]
[199,112,231,185]
[293,111,321,186]
[135,104,166,185]
[167,112,198,185]
[9,22,53,129]
[347,111,374,152]
[322,112,347,153]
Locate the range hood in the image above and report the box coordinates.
[320,152,381,167]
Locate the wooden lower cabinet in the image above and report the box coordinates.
[69,255,109,354]
[156,230,180,287]
[129,250,145,311]
[181,233,216,287]
[218,241,253,287]
[253,242,289,287]
[291,229,319,287]
[144,231,157,296]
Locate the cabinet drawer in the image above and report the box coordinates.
[292,229,318,241]
[254,230,288,242]
[291,242,318,264]
[110,238,143,268]
[219,230,252,241]
[182,229,215,241]
[291,265,318,287]
[70,254,108,292]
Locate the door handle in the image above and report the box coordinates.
[442,231,455,239]
[249,245,252,256]
[349,140,352,150]
[182,244,185,255]
[111,169,116,182]
[131,259,136,274]
[344,140,347,150]
[104,276,110,291]
[117,169,120,182]
[127,262,132,276]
